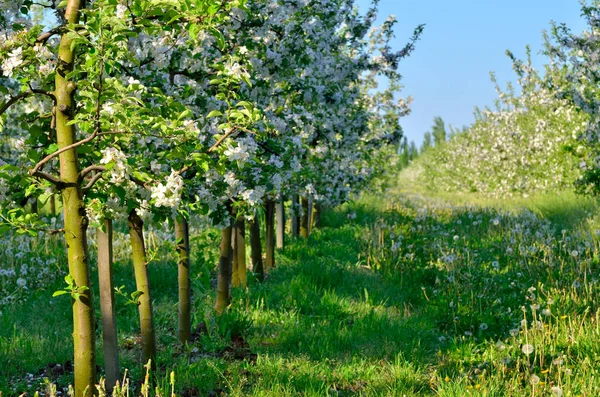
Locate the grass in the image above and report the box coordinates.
[1,187,600,396]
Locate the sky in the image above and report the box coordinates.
[356,0,588,147]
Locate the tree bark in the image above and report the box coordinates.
[265,200,276,270]
[232,216,247,288]
[300,196,310,239]
[249,214,263,281]
[57,1,96,395]
[291,194,300,238]
[97,219,119,393]
[276,199,285,250]
[175,215,191,344]
[307,197,314,235]
[50,194,56,216]
[215,217,233,315]
[128,210,156,370]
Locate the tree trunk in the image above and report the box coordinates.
[249,214,263,281]
[56,1,96,395]
[50,194,56,216]
[291,194,300,238]
[308,197,314,235]
[232,216,247,288]
[276,199,285,250]
[128,210,156,370]
[97,219,119,393]
[175,215,191,344]
[215,218,233,315]
[265,200,276,270]
[312,202,322,229]
[300,196,310,239]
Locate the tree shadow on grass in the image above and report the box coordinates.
[229,195,600,395]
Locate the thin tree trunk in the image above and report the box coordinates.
[291,194,300,238]
[175,215,191,344]
[276,199,285,250]
[232,216,247,288]
[307,197,314,235]
[50,194,56,216]
[300,196,310,239]
[231,208,239,288]
[128,210,156,370]
[312,202,322,229]
[265,200,276,270]
[98,219,119,393]
[57,1,95,395]
[249,214,263,281]
[215,218,233,315]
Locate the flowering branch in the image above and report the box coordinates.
[0,90,56,117]
[30,131,122,175]
[208,127,238,152]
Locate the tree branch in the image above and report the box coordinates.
[82,172,104,193]
[80,164,105,179]
[30,130,121,175]
[208,128,238,152]
[0,89,55,117]
[129,174,151,189]
[35,25,66,44]
[31,170,62,186]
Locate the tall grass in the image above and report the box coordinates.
[1,188,600,395]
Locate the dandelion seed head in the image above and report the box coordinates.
[522,344,534,355]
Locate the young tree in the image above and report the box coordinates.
[421,132,432,153]
[432,116,447,146]
[547,2,600,195]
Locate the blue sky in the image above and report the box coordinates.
[357,0,587,147]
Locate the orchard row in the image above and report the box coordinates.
[0,0,422,395]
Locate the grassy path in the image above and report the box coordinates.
[2,191,600,396]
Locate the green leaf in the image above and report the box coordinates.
[52,290,69,297]
[207,110,222,118]
[208,27,225,49]
[236,101,253,110]
[45,143,59,155]
[64,274,74,286]
[25,184,37,198]
[229,111,244,120]
[177,109,192,121]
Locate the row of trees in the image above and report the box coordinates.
[398,116,451,168]
[414,50,586,197]
[407,0,600,199]
[0,0,422,395]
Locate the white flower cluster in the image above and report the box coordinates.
[2,47,23,78]
[100,147,130,185]
[151,169,184,208]
[415,63,584,197]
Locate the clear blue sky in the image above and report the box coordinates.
[357,0,587,147]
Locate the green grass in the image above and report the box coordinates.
[2,188,600,396]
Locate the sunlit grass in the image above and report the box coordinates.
[2,188,600,395]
